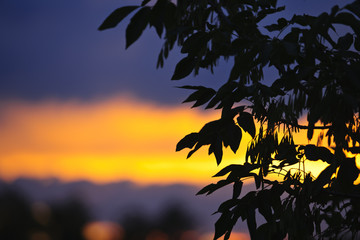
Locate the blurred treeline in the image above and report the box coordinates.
[0,185,199,240]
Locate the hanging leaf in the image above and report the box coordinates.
[237,112,256,138]
[209,138,223,165]
[307,125,314,141]
[336,33,353,50]
[246,207,257,239]
[98,6,139,30]
[264,17,288,32]
[233,181,243,199]
[291,14,315,26]
[214,211,232,240]
[179,86,216,108]
[257,190,273,222]
[196,180,231,195]
[223,123,242,153]
[302,145,334,164]
[336,157,359,188]
[126,7,151,48]
[213,163,258,178]
[171,56,195,80]
[213,164,240,177]
[181,31,209,55]
[313,164,337,192]
[176,133,199,151]
[253,174,261,189]
[149,0,167,38]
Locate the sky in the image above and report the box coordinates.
[0,0,352,185]
[0,0,356,239]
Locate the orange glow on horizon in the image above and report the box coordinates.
[0,96,245,186]
[0,96,330,186]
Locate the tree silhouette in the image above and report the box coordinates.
[120,202,197,240]
[0,187,89,240]
[100,0,360,239]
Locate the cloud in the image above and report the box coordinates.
[8,177,254,234]
[0,93,330,185]
[0,0,228,104]
[0,0,338,186]
[0,0,349,104]
[0,96,245,185]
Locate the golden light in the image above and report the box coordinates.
[0,95,333,186]
[83,221,124,240]
[0,96,240,185]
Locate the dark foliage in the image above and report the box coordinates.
[0,187,89,240]
[100,0,360,239]
[120,203,197,240]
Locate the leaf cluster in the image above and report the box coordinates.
[100,0,360,239]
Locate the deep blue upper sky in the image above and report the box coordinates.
[0,0,352,105]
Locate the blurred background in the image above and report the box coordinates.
[0,0,347,239]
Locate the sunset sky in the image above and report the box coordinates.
[1,1,356,239]
[0,0,349,187]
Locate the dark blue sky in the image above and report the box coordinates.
[0,0,352,105]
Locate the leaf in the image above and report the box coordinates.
[126,7,151,48]
[196,180,231,195]
[333,12,360,36]
[256,223,271,240]
[246,207,257,239]
[257,190,273,222]
[253,174,261,189]
[213,163,257,178]
[228,56,241,81]
[283,41,298,56]
[185,120,222,159]
[264,17,288,32]
[213,164,239,177]
[209,138,223,165]
[336,33,353,50]
[303,145,334,164]
[217,199,240,213]
[345,1,360,19]
[307,124,314,141]
[237,112,256,138]
[205,81,238,109]
[314,164,337,192]
[171,56,195,80]
[180,86,216,108]
[256,6,285,22]
[233,181,243,199]
[214,211,232,240]
[336,157,359,187]
[98,6,139,30]
[291,14,314,26]
[176,133,198,151]
[222,123,242,154]
[186,143,201,159]
[149,0,167,38]
[181,31,209,54]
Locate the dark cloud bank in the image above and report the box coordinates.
[0,178,256,233]
[0,0,350,105]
